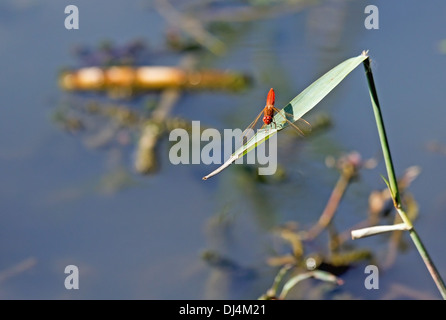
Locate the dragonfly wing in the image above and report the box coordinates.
[241,109,264,144]
[272,106,311,136]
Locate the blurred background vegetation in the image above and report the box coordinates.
[0,0,446,299]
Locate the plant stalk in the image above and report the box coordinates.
[363,57,446,299]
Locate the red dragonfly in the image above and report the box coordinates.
[241,88,311,143]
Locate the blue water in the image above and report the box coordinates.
[1,0,446,299]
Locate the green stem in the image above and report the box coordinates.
[363,57,446,299]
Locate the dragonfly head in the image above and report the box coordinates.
[263,115,273,125]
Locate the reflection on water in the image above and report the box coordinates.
[1,0,446,299]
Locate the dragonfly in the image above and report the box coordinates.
[241,88,311,143]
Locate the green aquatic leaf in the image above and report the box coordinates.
[203,52,369,180]
[380,173,396,203]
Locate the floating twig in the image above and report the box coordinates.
[59,66,249,94]
[305,152,363,240]
[351,223,411,240]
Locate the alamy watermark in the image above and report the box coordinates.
[65,5,79,30]
[64,5,379,32]
[364,5,379,30]
[169,121,278,176]
[364,265,379,289]
[64,265,79,289]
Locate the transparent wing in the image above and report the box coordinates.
[272,106,312,136]
[241,109,264,144]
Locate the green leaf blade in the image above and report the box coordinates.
[280,54,369,126]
